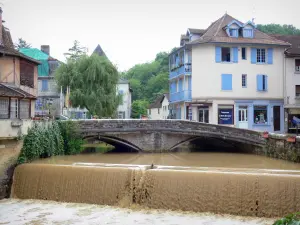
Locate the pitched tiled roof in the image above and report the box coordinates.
[148,93,169,109]
[0,26,41,65]
[187,14,291,47]
[0,83,36,99]
[188,28,206,35]
[270,34,300,56]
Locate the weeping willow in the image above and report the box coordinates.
[55,54,121,118]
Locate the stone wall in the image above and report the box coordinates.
[78,119,265,152]
[261,134,300,162]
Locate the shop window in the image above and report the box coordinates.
[218,105,234,125]
[254,106,268,124]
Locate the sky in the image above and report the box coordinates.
[2,0,300,71]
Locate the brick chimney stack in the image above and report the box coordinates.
[0,7,3,45]
[41,45,50,55]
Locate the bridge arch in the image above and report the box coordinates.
[77,120,265,152]
[83,135,141,152]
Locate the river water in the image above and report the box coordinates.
[3,152,300,224]
[32,152,300,170]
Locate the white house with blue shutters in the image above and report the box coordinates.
[169,14,290,133]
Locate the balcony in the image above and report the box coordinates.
[170,90,192,103]
[170,63,192,79]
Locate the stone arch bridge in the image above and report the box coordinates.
[76,120,265,152]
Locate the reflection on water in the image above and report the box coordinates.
[32,152,300,170]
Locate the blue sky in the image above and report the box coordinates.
[3,0,300,71]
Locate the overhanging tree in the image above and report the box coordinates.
[14,38,31,50]
[55,54,121,118]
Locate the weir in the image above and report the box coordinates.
[12,163,300,217]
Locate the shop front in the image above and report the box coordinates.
[235,100,284,133]
[285,107,300,133]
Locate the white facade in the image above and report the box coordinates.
[148,96,169,120]
[192,45,285,100]
[169,14,289,133]
[117,82,132,119]
[285,57,300,106]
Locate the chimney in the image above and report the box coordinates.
[41,45,50,55]
[0,7,3,45]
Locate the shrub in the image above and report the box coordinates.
[57,121,85,155]
[273,213,300,225]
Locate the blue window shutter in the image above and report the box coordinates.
[267,48,273,64]
[251,48,257,64]
[179,79,183,91]
[221,74,232,90]
[257,75,263,91]
[215,46,221,63]
[188,77,192,90]
[233,47,238,63]
[265,75,268,91]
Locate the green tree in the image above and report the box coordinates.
[14,38,31,50]
[131,100,149,118]
[55,53,121,118]
[123,50,170,102]
[64,40,87,61]
[257,24,300,35]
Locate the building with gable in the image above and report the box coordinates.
[169,13,290,133]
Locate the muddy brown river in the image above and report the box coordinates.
[32,152,300,170]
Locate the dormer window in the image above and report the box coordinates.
[243,29,253,38]
[229,29,238,37]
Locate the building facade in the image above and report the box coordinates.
[272,35,300,133]
[0,7,40,138]
[20,46,61,118]
[148,93,170,119]
[117,78,132,119]
[169,14,290,133]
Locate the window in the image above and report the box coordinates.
[149,109,151,115]
[118,111,125,119]
[257,49,266,63]
[218,105,234,125]
[158,108,160,114]
[243,29,253,38]
[0,98,9,119]
[221,47,231,62]
[295,59,300,72]
[242,48,246,60]
[229,29,238,37]
[221,74,232,90]
[296,85,300,97]
[257,75,268,91]
[41,80,48,91]
[119,90,124,95]
[254,106,268,124]
[20,60,34,88]
[242,74,247,88]
[20,100,30,119]
[10,99,18,119]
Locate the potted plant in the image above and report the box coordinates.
[262,131,269,138]
[286,135,296,143]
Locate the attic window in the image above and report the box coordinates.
[229,29,238,37]
[243,29,253,38]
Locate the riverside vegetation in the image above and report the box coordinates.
[17,121,85,164]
